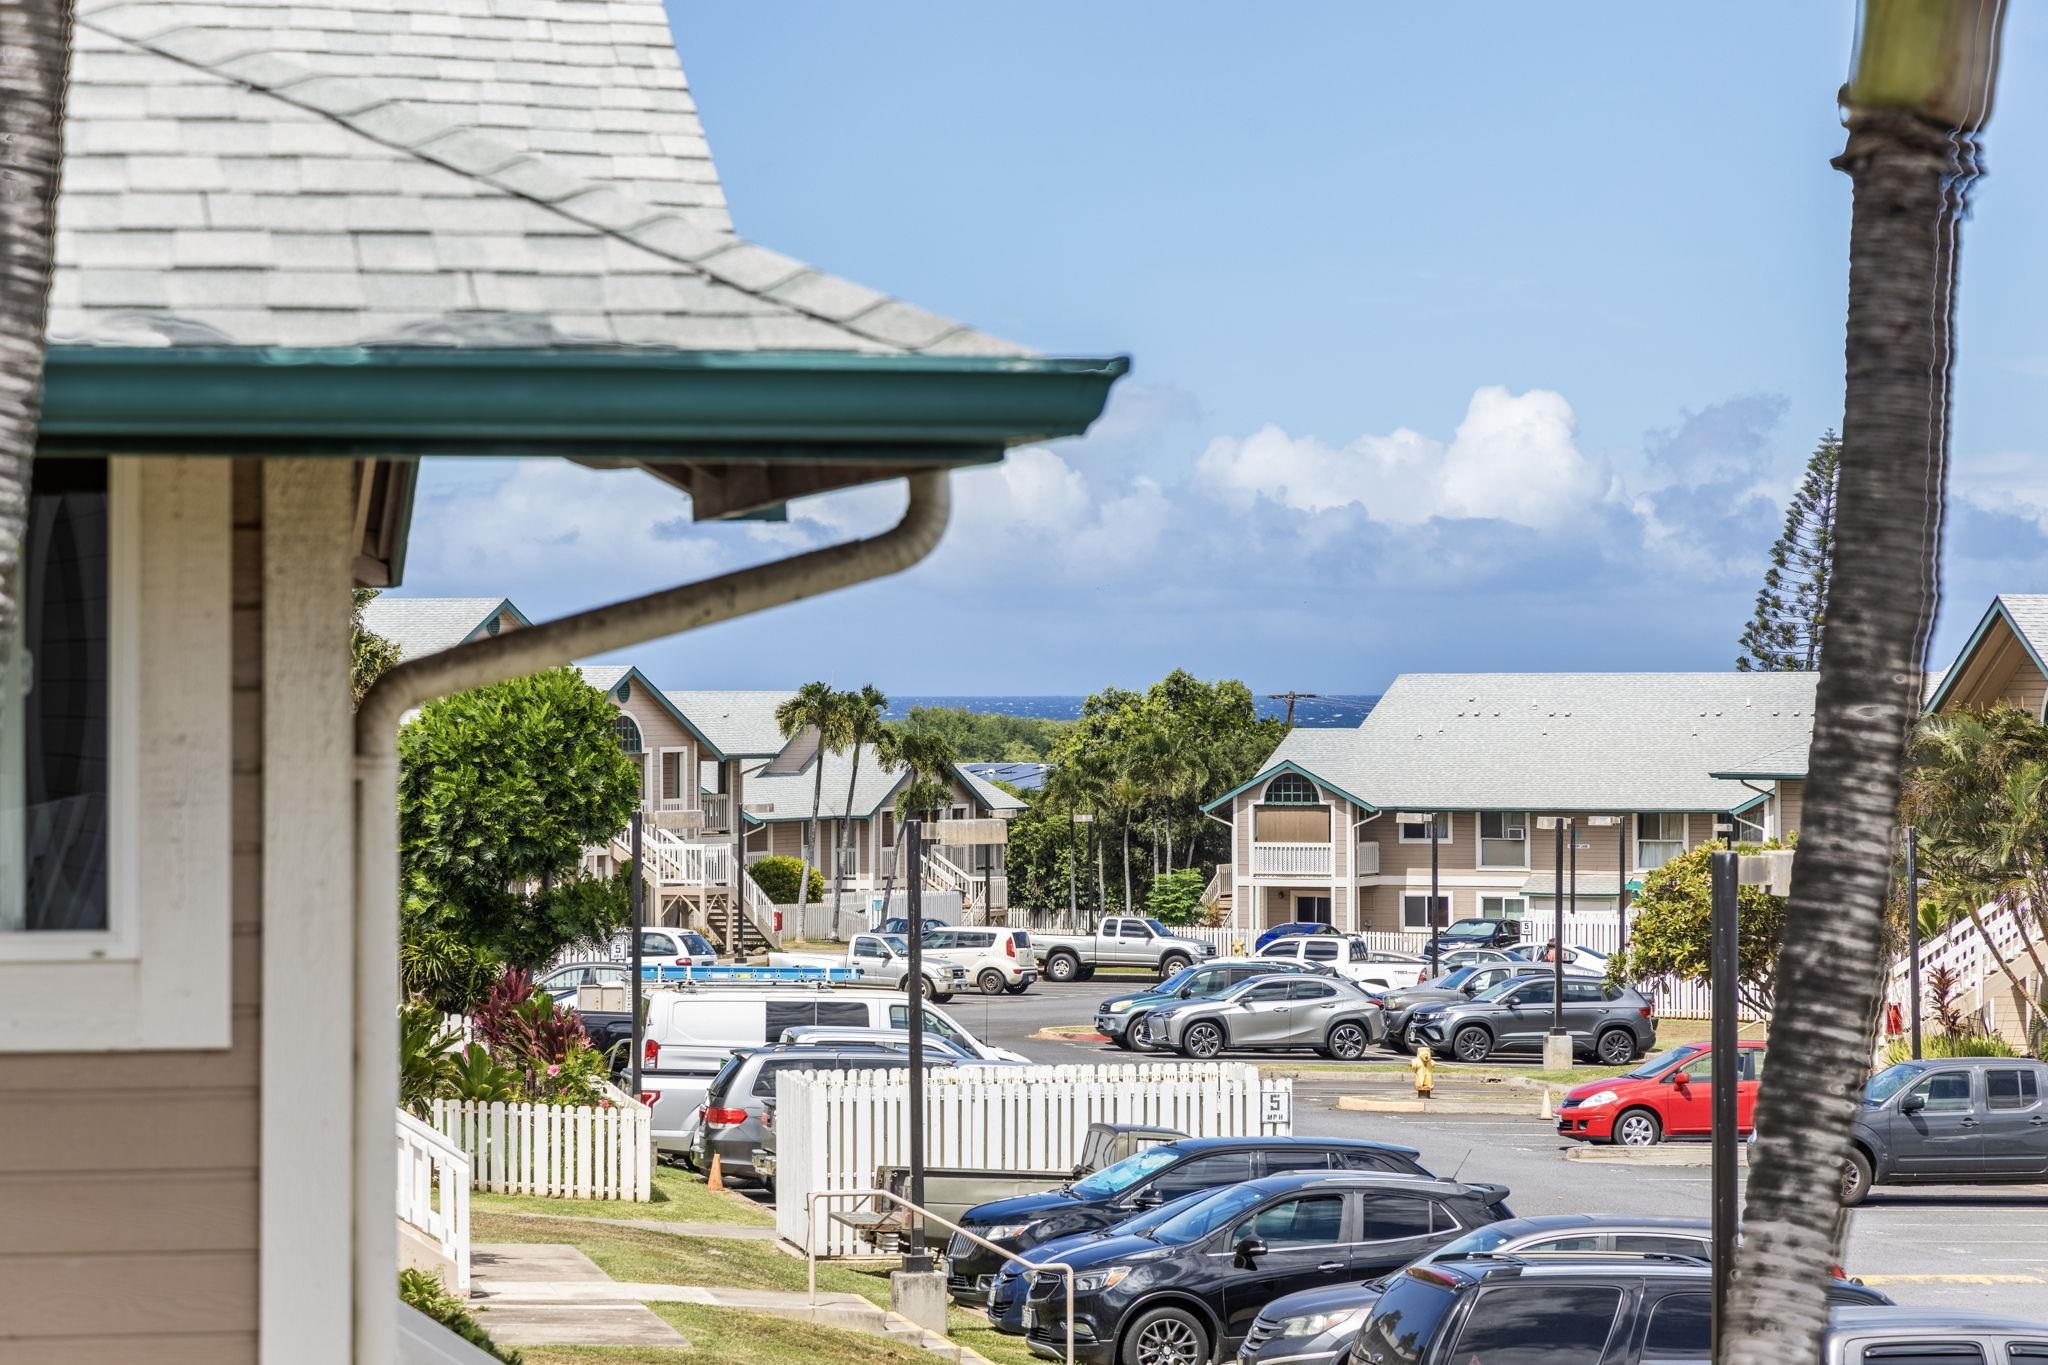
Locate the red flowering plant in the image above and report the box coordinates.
[471,969,611,1105]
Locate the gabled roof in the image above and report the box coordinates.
[737,746,1024,822]
[663,691,793,759]
[359,594,526,660]
[1212,672,1818,815]
[1203,754,1374,815]
[1709,739,1811,783]
[1925,594,2048,714]
[54,0,1026,358]
[963,761,1049,793]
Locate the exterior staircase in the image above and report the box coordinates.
[1889,897,2044,1045]
[589,824,782,956]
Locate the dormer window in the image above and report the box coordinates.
[1264,772,1318,805]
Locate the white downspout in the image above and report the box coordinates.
[351,472,950,1361]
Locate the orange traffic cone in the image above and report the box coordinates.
[707,1153,725,1192]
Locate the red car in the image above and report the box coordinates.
[1556,1039,1765,1146]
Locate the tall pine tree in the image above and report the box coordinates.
[1738,430,1840,671]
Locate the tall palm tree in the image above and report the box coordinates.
[0,0,74,688]
[880,727,958,914]
[1725,5,2006,1361]
[831,685,889,927]
[774,681,847,912]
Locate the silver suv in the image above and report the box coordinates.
[690,1044,963,1185]
[1134,973,1386,1059]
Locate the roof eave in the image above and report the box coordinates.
[38,346,1130,459]
[1201,760,1377,815]
[1924,597,2048,714]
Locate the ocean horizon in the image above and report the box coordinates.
[886,694,1379,728]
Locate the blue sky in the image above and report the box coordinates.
[405,2,2048,693]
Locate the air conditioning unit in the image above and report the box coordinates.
[1504,823,1526,839]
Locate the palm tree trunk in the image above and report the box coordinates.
[1094,822,1105,912]
[799,757,824,914]
[0,0,73,678]
[831,750,861,932]
[1724,106,1979,1364]
[1065,810,1077,926]
[1122,820,1134,914]
[1164,809,1174,876]
[878,820,903,920]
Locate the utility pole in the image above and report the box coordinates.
[1265,691,1322,729]
[1549,818,1566,1052]
[629,810,644,1095]
[903,818,930,1270]
[1429,815,1442,971]
[1906,826,1922,1060]
[1709,850,1740,1353]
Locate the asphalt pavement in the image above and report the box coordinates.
[947,974,2048,1318]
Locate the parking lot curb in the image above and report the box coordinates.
[1030,1026,1107,1043]
[1562,1143,1749,1166]
[1335,1094,1546,1116]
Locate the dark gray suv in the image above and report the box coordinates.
[1381,963,1556,1053]
[1404,974,1654,1065]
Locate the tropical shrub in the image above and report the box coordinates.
[470,970,610,1104]
[1884,1031,2020,1065]
[447,1043,523,1104]
[399,1269,523,1363]
[750,854,824,906]
[1605,839,1790,1016]
[1145,868,1208,925]
[399,1002,462,1118]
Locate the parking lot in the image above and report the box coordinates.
[935,974,2048,1318]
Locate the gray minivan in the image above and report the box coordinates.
[1842,1056,2048,1205]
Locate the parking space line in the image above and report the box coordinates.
[1859,1274,2046,1285]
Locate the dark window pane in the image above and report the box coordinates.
[13,460,109,932]
[1987,1070,2036,1110]
[1148,1152,1254,1201]
[1911,1073,1974,1112]
[1361,1194,1437,1241]
[771,1000,869,1039]
[1448,1284,1622,1362]
[1860,1347,1986,1363]
[1642,1293,1711,1358]
[1262,1149,1332,1176]
[2007,1345,2048,1359]
[1232,1195,1343,1248]
[1290,981,1337,1000]
[1303,940,1340,961]
[1612,1234,1711,1261]
[1355,1277,1456,1365]
[1564,982,1605,1003]
[1340,1150,1407,1173]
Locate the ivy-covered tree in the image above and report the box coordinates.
[1737,430,1840,672]
[1606,837,1791,1016]
[398,668,640,971]
[352,587,401,709]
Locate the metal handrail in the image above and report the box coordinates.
[805,1186,1077,1365]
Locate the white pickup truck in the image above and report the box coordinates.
[769,933,967,1001]
[1030,915,1218,983]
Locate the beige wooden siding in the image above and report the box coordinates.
[1777,781,1804,838]
[1366,813,1464,876]
[768,823,803,858]
[611,690,694,806]
[1528,815,1628,875]
[1233,800,1251,876]
[1999,659,2048,716]
[1254,805,1331,841]
[0,462,261,1363]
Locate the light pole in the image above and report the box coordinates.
[1398,813,1444,969]
[1906,826,1922,1060]
[629,809,644,1095]
[902,817,930,1270]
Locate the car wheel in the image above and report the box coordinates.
[1158,953,1192,980]
[1595,1027,1637,1066]
[1452,1025,1493,1063]
[1076,966,1096,981]
[1182,1021,1225,1059]
[1112,1028,1138,1051]
[914,975,932,1000]
[1614,1107,1662,1147]
[1326,1021,1369,1060]
[1120,1305,1208,1365]
[978,969,1007,996]
[1387,1035,1413,1055]
[1045,951,1080,984]
[1005,980,1031,995]
[1841,1147,1874,1207]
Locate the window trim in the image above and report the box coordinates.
[1636,811,1690,870]
[1263,772,1320,806]
[1400,893,1450,929]
[1477,894,1527,921]
[0,458,233,1051]
[1398,812,1453,845]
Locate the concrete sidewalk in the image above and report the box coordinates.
[471,1242,990,1361]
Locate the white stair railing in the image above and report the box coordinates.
[396,1108,471,1294]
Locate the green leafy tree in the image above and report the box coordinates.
[398,668,640,970]
[749,854,825,906]
[1606,838,1790,1016]
[1738,431,1840,672]
[833,685,890,922]
[1145,868,1207,925]
[352,586,401,709]
[890,705,1071,761]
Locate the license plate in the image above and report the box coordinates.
[1023,1307,1037,1330]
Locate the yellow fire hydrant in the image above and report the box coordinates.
[1411,1045,1435,1100]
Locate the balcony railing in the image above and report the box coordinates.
[1356,841,1380,876]
[1252,842,1333,877]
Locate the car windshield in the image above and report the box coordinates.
[1150,1183,1268,1246]
[680,932,714,955]
[1442,920,1496,940]
[1153,967,1201,995]
[1418,1222,1531,1263]
[1469,978,1525,1003]
[1142,919,1176,937]
[1105,1188,1218,1237]
[1623,1045,1702,1080]
[1071,1147,1181,1200]
[881,935,909,954]
[1437,967,1480,990]
[1865,1062,1928,1105]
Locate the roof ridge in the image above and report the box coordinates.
[76,1,1022,356]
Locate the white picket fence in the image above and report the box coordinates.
[1886,896,2044,1041]
[431,1083,651,1202]
[396,1108,472,1293]
[776,1062,1292,1256]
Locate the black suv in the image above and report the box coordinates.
[947,1137,1499,1307]
[1352,1255,1859,1364]
[1020,1173,1509,1365]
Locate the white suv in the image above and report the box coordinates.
[922,926,1036,995]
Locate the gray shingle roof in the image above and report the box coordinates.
[1997,594,2048,661]
[1710,739,1811,782]
[740,744,905,822]
[53,0,1027,356]
[1264,672,1818,814]
[359,594,515,660]
[664,690,792,759]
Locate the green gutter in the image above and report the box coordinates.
[38,347,1130,457]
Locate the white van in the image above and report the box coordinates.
[642,983,1029,1070]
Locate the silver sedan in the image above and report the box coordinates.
[1133,973,1385,1059]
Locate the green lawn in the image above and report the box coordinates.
[471,1167,772,1227]
[516,1305,939,1365]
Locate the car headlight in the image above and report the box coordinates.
[1072,1267,1131,1293]
[980,1222,1037,1242]
[1106,1000,1132,1013]
[1275,1307,1367,1337]
[1578,1090,1620,1108]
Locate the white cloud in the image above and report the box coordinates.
[1193,386,1609,530]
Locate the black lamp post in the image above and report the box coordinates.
[902,817,931,1271]
[1906,825,1922,1060]
[1551,818,1566,1038]
[1430,814,1442,969]
[629,809,644,1095]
